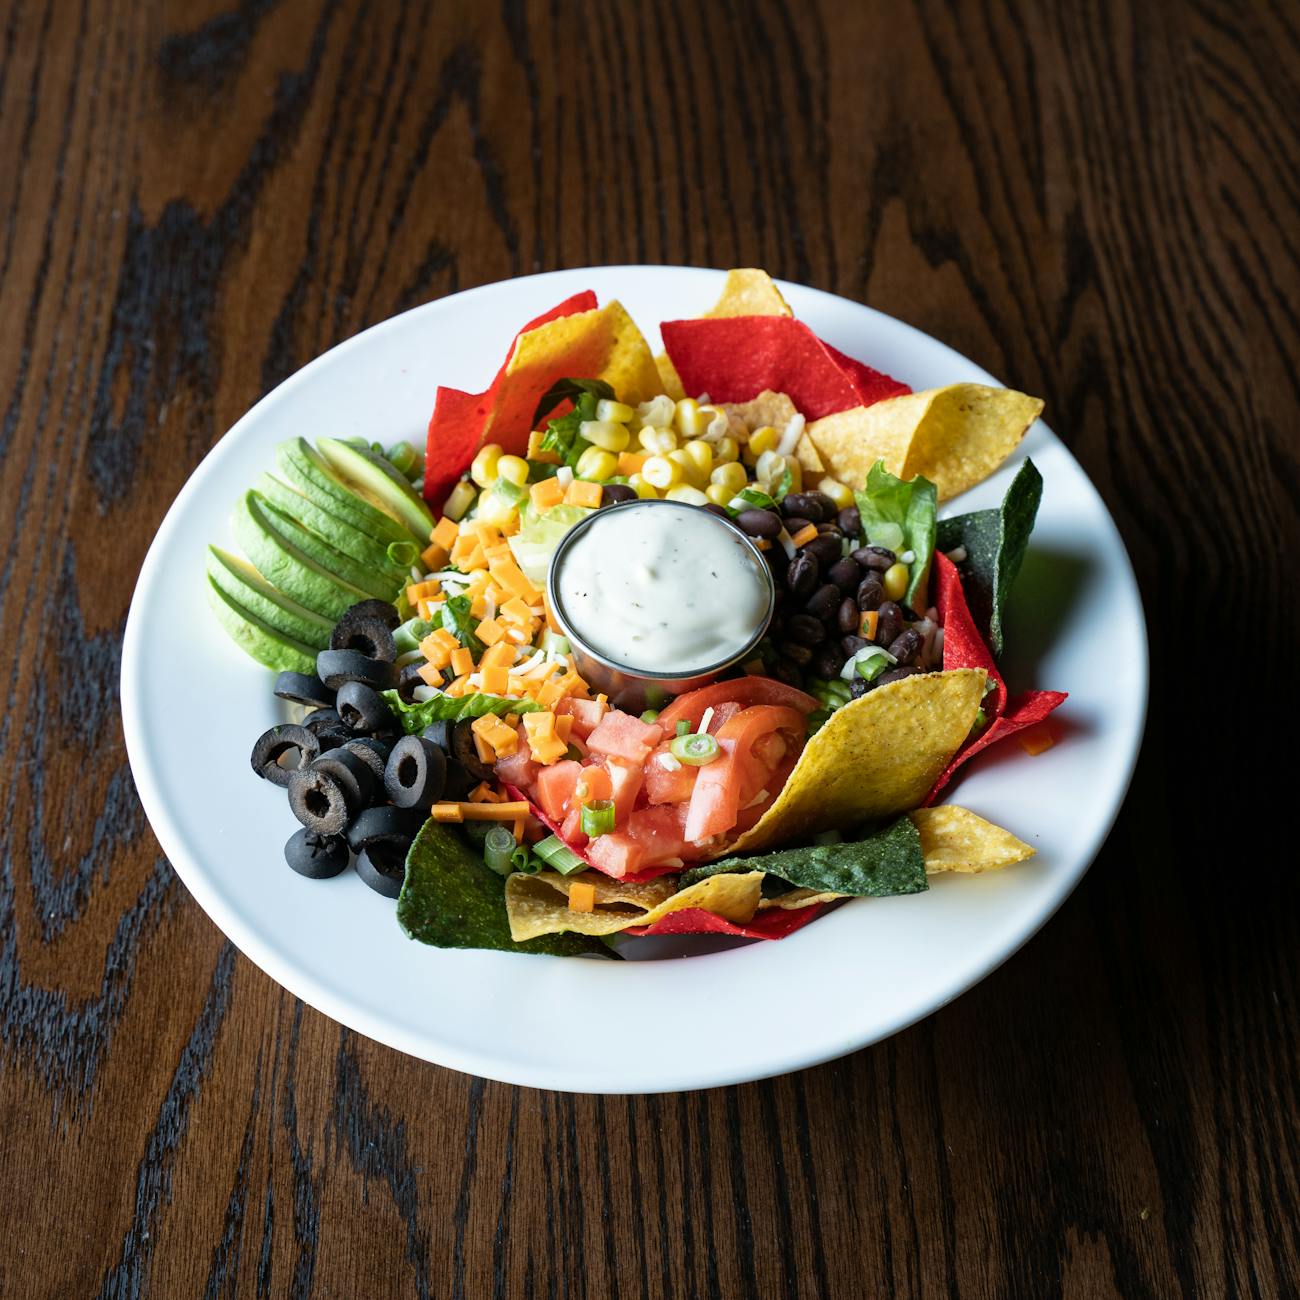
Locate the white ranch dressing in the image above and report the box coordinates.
[554,502,770,674]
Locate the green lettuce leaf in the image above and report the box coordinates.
[536,380,614,469]
[382,689,540,732]
[934,458,1042,658]
[680,816,927,897]
[439,593,484,659]
[398,821,613,957]
[854,461,937,609]
[507,502,596,586]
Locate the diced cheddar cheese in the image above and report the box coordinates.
[417,661,445,686]
[468,781,499,803]
[419,634,452,670]
[420,543,449,571]
[470,593,488,619]
[554,713,574,743]
[1018,724,1055,756]
[565,480,602,509]
[616,451,647,477]
[431,516,460,550]
[790,523,819,548]
[431,628,459,654]
[568,881,596,913]
[860,610,879,640]
[512,818,526,842]
[446,673,473,696]
[479,664,509,695]
[475,618,506,646]
[406,580,441,604]
[431,803,464,822]
[431,800,532,822]
[488,556,538,602]
[472,732,496,765]
[530,477,565,511]
[450,647,475,676]
[479,641,516,671]
[470,713,519,757]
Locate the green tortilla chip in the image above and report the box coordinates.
[681,816,927,898]
[935,458,1042,658]
[397,821,613,957]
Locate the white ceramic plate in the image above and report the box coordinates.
[121,267,1146,1093]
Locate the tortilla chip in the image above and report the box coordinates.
[654,351,686,401]
[625,904,824,940]
[805,384,1043,501]
[910,806,1035,873]
[721,669,987,855]
[720,389,798,432]
[758,888,846,910]
[504,869,764,941]
[704,268,793,318]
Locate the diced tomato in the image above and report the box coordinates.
[625,803,707,865]
[574,762,613,803]
[656,677,818,732]
[555,697,608,741]
[534,760,582,822]
[606,759,643,824]
[643,745,699,804]
[585,831,645,879]
[585,709,664,765]
[705,701,742,734]
[682,738,743,842]
[493,737,539,790]
[560,805,587,847]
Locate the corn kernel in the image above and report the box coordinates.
[579,420,631,453]
[641,456,682,490]
[495,454,530,487]
[628,474,659,499]
[667,448,706,488]
[705,483,735,507]
[674,397,706,438]
[575,446,619,481]
[744,426,780,463]
[783,455,803,493]
[755,449,786,486]
[818,476,854,511]
[638,426,678,455]
[665,485,710,506]
[709,461,748,494]
[470,443,503,488]
[596,399,634,424]
[680,439,714,481]
[475,489,518,528]
[712,435,740,465]
[443,479,476,521]
[882,562,910,602]
[637,394,676,430]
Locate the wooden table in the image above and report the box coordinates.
[3,1,1297,1295]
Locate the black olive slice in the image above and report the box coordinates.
[250,724,320,787]
[273,671,335,709]
[301,706,342,736]
[310,747,373,810]
[346,804,419,853]
[335,680,395,734]
[342,736,390,785]
[384,735,447,809]
[397,661,428,704]
[287,768,350,835]
[341,598,401,631]
[284,828,349,879]
[316,649,397,691]
[354,842,406,898]
[452,719,495,782]
[420,720,451,753]
[329,611,397,663]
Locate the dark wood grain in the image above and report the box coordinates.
[1,0,1297,1295]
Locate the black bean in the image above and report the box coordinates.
[887,629,923,666]
[778,640,813,666]
[837,597,861,634]
[837,506,861,538]
[876,666,922,686]
[811,646,844,679]
[804,534,843,566]
[772,658,805,687]
[787,614,826,646]
[849,676,872,699]
[897,603,919,622]
[786,551,819,598]
[816,522,844,539]
[781,492,831,523]
[783,516,812,537]
[875,601,903,647]
[841,634,868,657]
[736,508,782,539]
[852,545,896,572]
[601,483,637,505]
[702,503,730,519]
[804,583,840,621]
[827,557,860,592]
[856,574,884,612]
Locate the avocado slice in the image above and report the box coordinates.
[206,575,319,674]
[233,491,376,621]
[255,472,413,581]
[205,546,333,649]
[316,437,433,541]
[250,490,402,601]
[276,439,417,548]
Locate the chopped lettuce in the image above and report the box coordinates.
[398,821,613,956]
[535,379,615,469]
[382,689,540,732]
[935,458,1042,658]
[680,816,927,898]
[507,502,596,586]
[854,461,937,609]
[438,594,484,659]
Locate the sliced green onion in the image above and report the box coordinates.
[580,799,616,838]
[541,630,571,656]
[386,440,422,477]
[675,720,692,737]
[731,486,777,514]
[640,709,660,723]
[370,440,386,456]
[867,521,906,551]
[841,645,896,682]
[491,478,526,507]
[510,845,538,874]
[387,539,419,568]
[483,824,516,876]
[669,732,720,766]
[534,834,587,875]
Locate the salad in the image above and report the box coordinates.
[211,270,1065,956]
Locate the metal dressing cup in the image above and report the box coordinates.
[546,499,777,713]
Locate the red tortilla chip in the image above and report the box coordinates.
[625,902,825,940]
[423,291,598,506]
[660,316,909,420]
[925,551,1066,801]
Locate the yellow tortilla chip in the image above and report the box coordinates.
[795,433,825,477]
[720,389,798,433]
[911,806,1035,874]
[505,870,765,941]
[704,268,793,318]
[758,887,846,911]
[721,669,986,856]
[805,384,1044,501]
[654,351,686,401]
